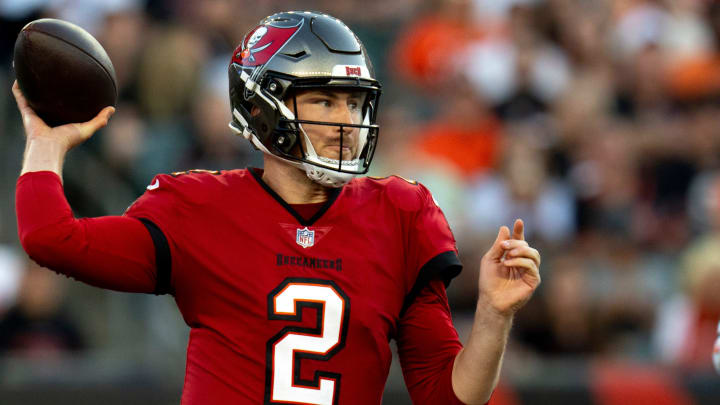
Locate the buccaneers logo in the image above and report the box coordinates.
[232,22,302,67]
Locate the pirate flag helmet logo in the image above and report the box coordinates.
[233,22,301,67]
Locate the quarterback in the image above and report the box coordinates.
[13,11,540,405]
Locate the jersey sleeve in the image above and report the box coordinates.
[397,279,467,405]
[15,171,157,293]
[402,182,462,315]
[123,173,193,295]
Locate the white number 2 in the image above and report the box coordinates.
[265,278,350,405]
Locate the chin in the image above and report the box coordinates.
[321,153,352,162]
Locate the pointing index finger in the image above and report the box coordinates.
[488,225,511,260]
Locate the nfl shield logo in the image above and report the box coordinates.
[296,227,315,248]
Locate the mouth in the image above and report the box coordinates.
[324,145,353,160]
[326,145,352,152]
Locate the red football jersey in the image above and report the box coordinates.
[118,168,463,404]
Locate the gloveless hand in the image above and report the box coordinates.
[478,219,541,317]
[12,80,115,152]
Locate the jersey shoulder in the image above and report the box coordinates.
[352,175,433,213]
[149,169,251,204]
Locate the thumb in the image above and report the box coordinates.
[486,225,511,260]
[75,106,115,139]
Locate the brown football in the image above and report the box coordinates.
[13,18,117,127]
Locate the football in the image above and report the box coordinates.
[13,18,117,127]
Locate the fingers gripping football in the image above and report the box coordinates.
[12,81,114,151]
[479,219,541,317]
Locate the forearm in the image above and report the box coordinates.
[21,137,68,180]
[453,220,541,404]
[451,302,513,405]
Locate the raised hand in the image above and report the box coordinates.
[12,80,114,152]
[478,219,541,317]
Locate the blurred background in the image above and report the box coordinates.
[1,0,720,403]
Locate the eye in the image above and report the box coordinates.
[348,100,360,112]
[315,98,332,107]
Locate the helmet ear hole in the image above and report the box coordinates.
[274,130,298,154]
[267,80,282,95]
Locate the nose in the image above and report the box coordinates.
[331,103,358,136]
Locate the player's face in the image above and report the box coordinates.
[286,89,365,161]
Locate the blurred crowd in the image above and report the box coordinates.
[1,0,720,391]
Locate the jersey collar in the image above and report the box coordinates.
[248,168,343,226]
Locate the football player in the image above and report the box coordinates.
[13,11,540,405]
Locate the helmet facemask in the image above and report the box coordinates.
[230,73,381,187]
[278,84,379,180]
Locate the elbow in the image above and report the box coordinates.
[20,226,55,265]
[19,224,77,268]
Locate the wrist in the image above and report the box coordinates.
[475,297,513,327]
[21,136,68,178]
[26,135,70,151]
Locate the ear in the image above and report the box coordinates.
[251,106,261,117]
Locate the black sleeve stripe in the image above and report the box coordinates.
[400,251,462,317]
[138,218,172,295]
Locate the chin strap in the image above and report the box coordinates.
[303,161,356,187]
[299,125,359,187]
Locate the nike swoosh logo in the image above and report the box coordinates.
[147,179,160,190]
